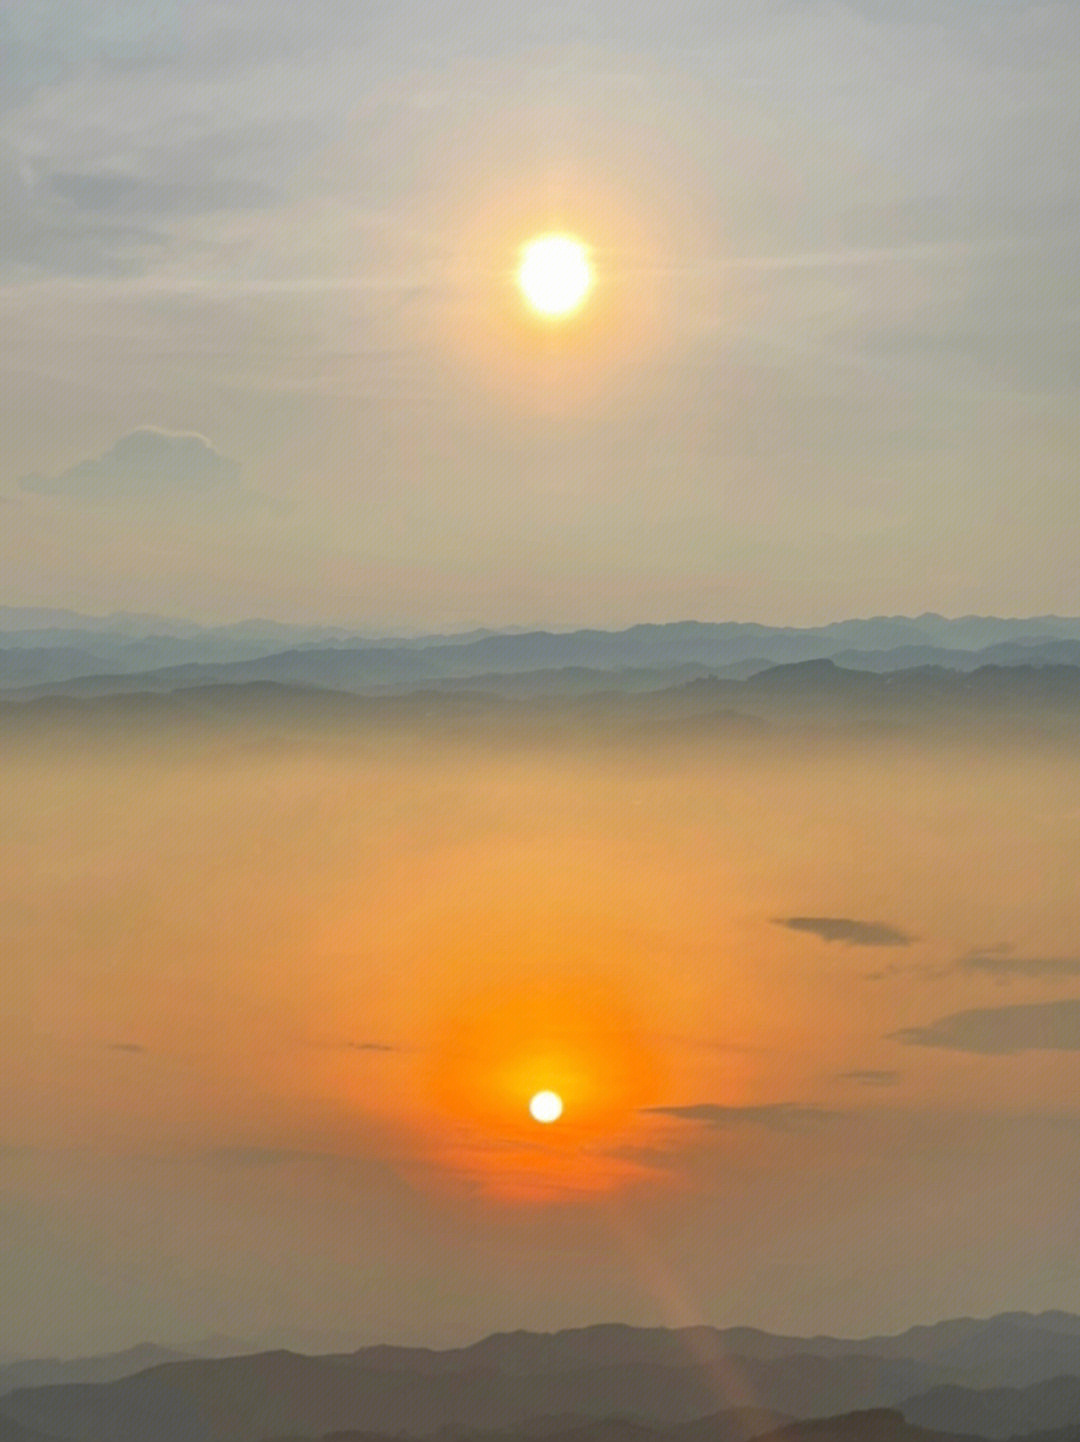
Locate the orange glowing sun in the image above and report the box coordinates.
[423,965,665,1199]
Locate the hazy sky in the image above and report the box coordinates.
[2,1,1078,628]
[3,1,1080,1361]
[4,713,1080,1353]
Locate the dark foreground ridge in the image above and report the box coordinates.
[272,1411,981,1442]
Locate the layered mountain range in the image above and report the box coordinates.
[4,612,1080,753]
[4,612,1080,696]
[2,1315,1078,1442]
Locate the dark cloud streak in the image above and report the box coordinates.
[835,1070,901,1087]
[642,1103,846,1131]
[890,999,1080,1054]
[957,951,1080,982]
[775,916,914,947]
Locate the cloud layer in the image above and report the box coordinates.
[890,1000,1080,1054]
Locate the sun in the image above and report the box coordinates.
[529,1089,564,1124]
[517,235,592,318]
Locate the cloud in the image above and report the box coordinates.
[835,1069,901,1087]
[48,170,278,216]
[19,429,241,503]
[342,1041,400,1053]
[0,143,164,278]
[890,999,1080,1054]
[642,1103,845,1131]
[774,916,915,947]
[199,1147,318,1168]
[957,950,1080,982]
[863,960,948,982]
[194,1148,406,1188]
[106,1042,146,1054]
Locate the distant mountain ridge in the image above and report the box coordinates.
[0,1344,232,1398]
[332,1314,1080,1378]
[4,663,1080,754]
[5,613,1080,693]
[1,1315,1078,1442]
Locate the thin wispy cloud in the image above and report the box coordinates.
[835,1070,901,1088]
[774,916,914,947]
[957,951,1080,983]
[867,950,1080,985]
[863,960,948,982]
[643,1103,845,1131]
[198,1147,321,1168]
[723,242,997,272]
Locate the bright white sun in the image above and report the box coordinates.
[529,1090,564,1124]
[517,235,592,318]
